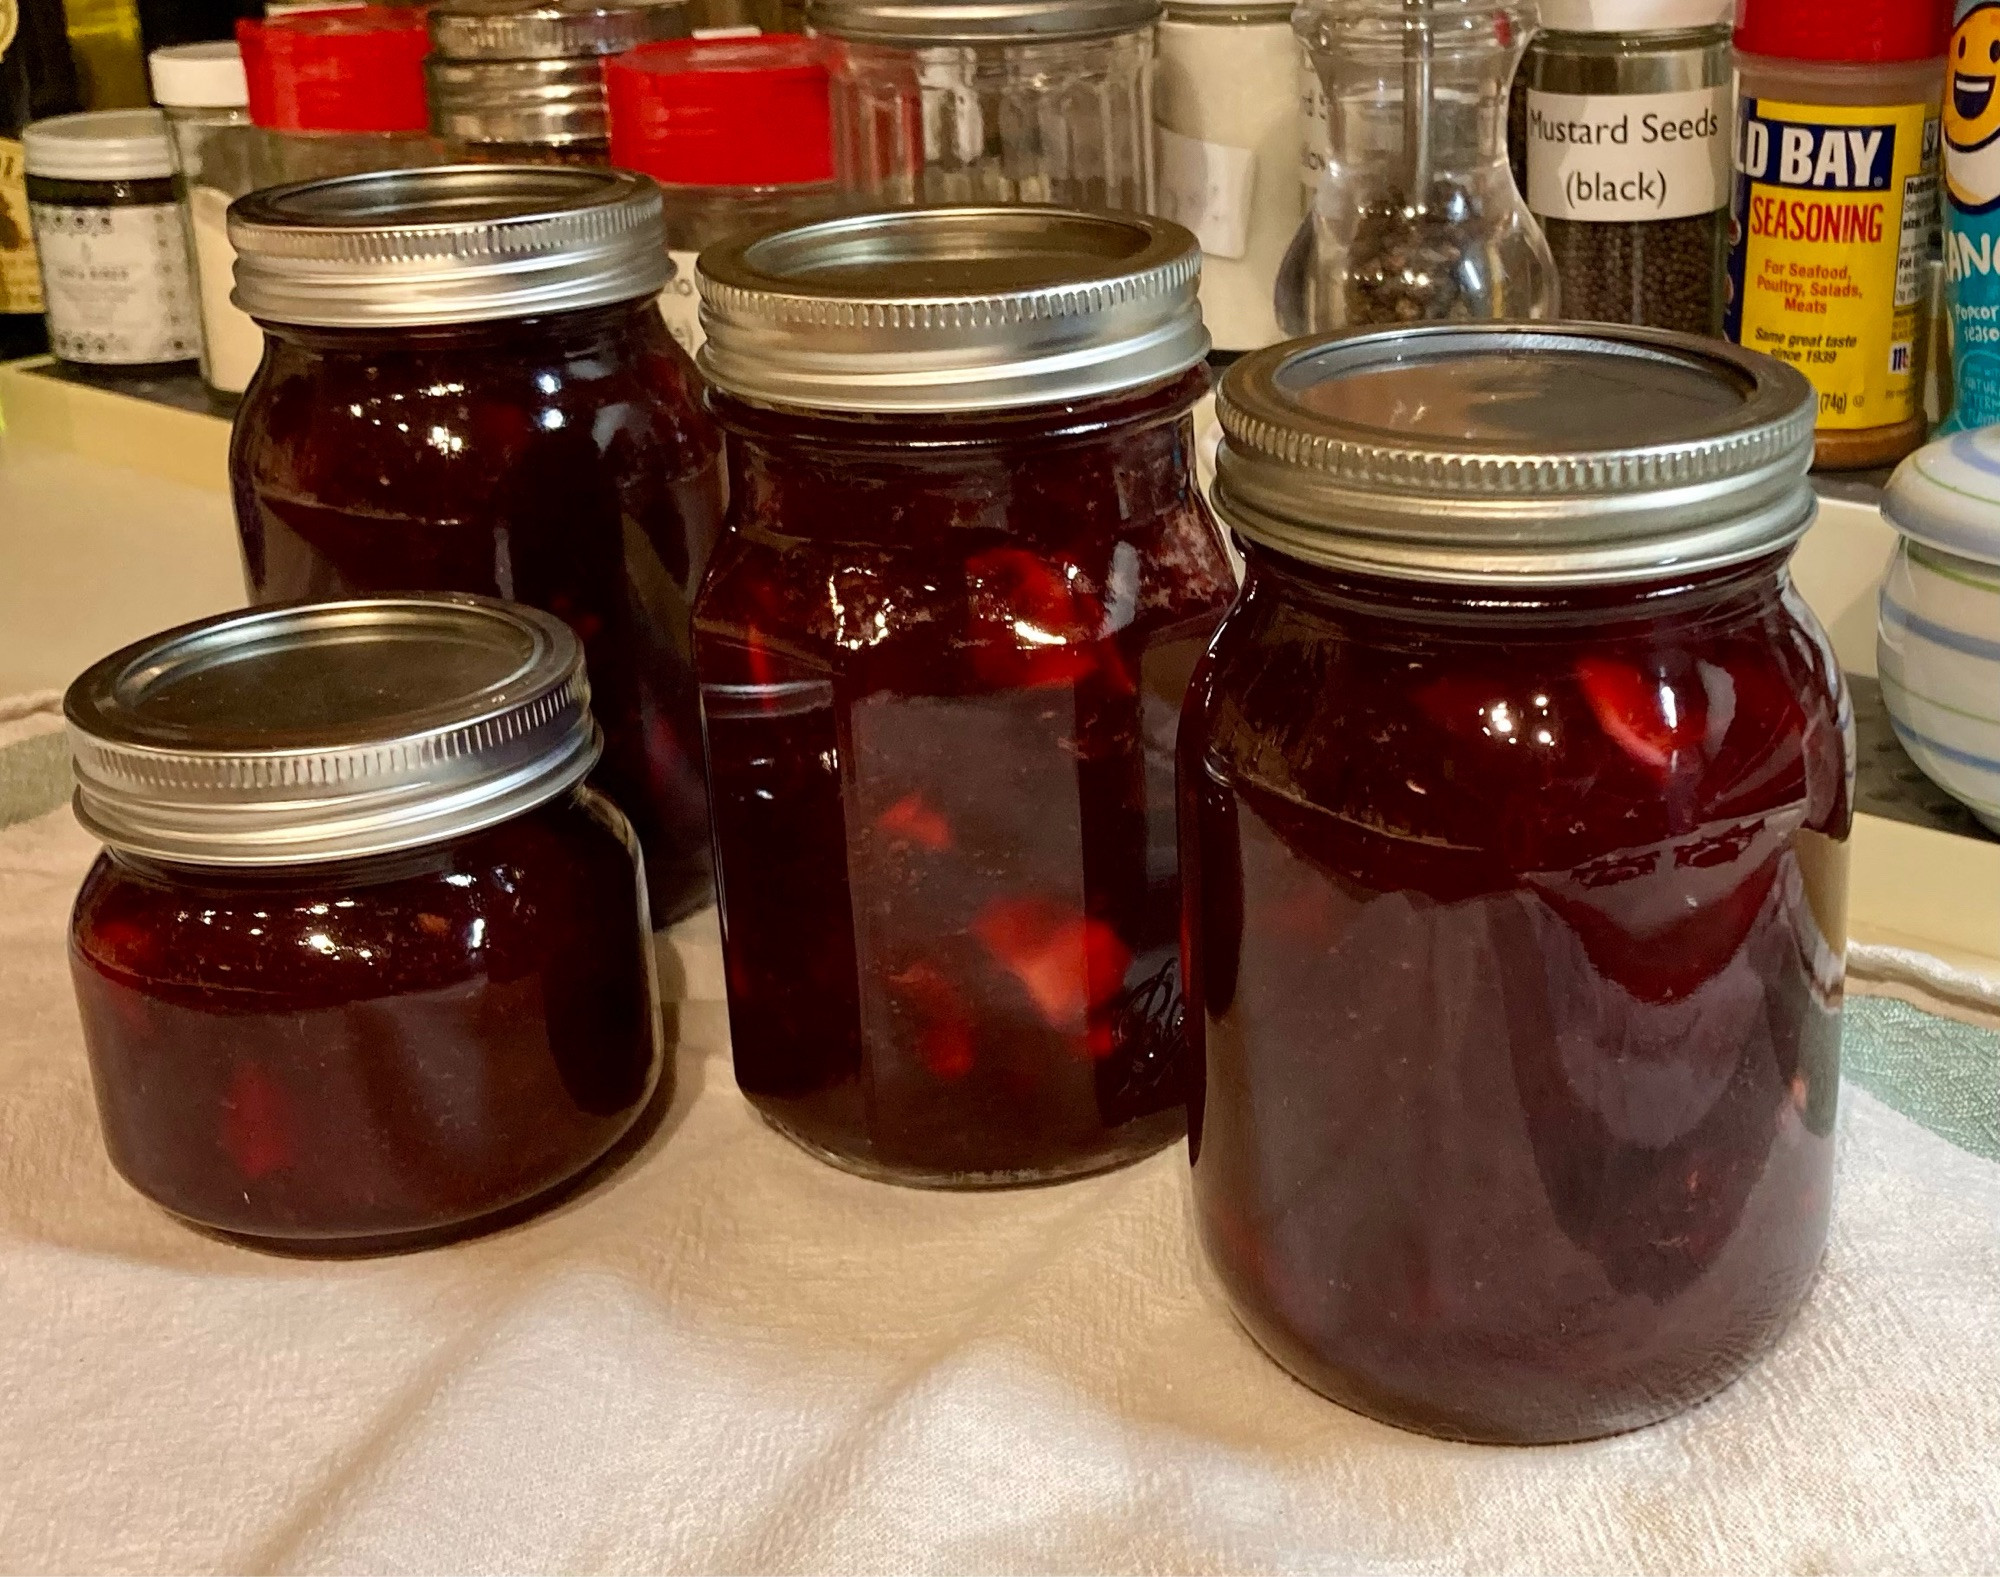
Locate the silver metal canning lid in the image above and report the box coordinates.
[1213,325,1819,586]
[697,207,1208,413]
[65,596,602,867]
[427,57,614,145]
[428,0,691,59]
[808,0,1160,44]
[229,165,668,328]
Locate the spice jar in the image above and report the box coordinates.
[66,595,664,1254]
[427,0,692,168]
[23,108,200,374]
[1292,0,1556,330]
[1188,324,1851,1443]
[236,7,444,185]
[814,0,1159,211]
[605,35,839,356]
[1508,0,1732,335]
[150,41,269,401]
[228,165,725,925]
[1153,0,1305,353]
[693,207,1236,1186]
[1728,0,1948,471]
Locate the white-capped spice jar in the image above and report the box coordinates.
[24,109,200,373]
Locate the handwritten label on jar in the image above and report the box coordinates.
[660,247,703,356]
[1525,86,1731,223]
[1725,98,1938,431]
[1156,127,1258,261]
[28,200,198,365]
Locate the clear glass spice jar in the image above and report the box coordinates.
[149,41,270,402]
[814,0,1159,211]
[426,0,692,167]
[66,596,663,1254]
[1508,0,1732,335]
[604,34,840,356]
[1187,325,1851,1443]
[693,208,1237,1186]
[1289,0,1556,329]
[227,165,724,926]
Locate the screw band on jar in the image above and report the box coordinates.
[695,206,1209,411]
[1213,324,1821,585]
[65,596,601,866]
[227,164,670,326]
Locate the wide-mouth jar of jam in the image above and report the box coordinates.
[1185,326,1853,1442]
[65,596,664,1255]
[693,207,1237,1187]
[227,164,724,926]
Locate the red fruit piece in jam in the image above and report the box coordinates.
[886,960,977,1079]
[973,896,1132,1050]
[1576,656,1706,775]
[221,1061,292,1181]
[877,793,954,852]
[965,548,1105,691]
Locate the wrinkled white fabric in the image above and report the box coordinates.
[3,791,2000,1574]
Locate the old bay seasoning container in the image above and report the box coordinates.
[1187,324,1853,1443]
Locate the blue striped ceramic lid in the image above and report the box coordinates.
[1884,429,2000,567]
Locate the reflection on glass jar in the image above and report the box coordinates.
[1185,325,1852,1442]
[693,207,1235,1186]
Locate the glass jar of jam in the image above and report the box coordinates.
[228,164,725,925]
[694,207,1236,1186]
[65,596,664,1255]
[1185,325,1852,1442]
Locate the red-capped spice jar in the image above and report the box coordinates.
[693,208,1236,1186]
[237,6,443,183]
[66,596,664,1254]
[227,166,724,924]
[606,35,838,355]
[1186,326,1852,1442]
[427,0,693,168]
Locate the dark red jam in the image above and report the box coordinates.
[694,370,1237,1185]
[69,789,661,1252]
[229,299,724,924]
[1180,550,1852,1441]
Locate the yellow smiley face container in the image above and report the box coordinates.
[1944,0,2000,433]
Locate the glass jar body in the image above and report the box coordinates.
[69,787,663,1253]
[24,169,200,372]
[1180,549,1853,1442]
[163,105,274,401]
[827,30,1153,211]
[1509,25,1732,335]
[694,372,1237,1186]
[229,299,725,924]
[655,178,842,356]
[1292,8,1556,328]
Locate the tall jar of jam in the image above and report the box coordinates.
[65,596,664,1254]
[1184,325,1852,1442]
[228,165,725,925]
[694,207,1237,1186]
[426,0,692,167]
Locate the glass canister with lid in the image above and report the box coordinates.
[227,165,724,926]
[66,595,663,1254]
[1289,0,1556,330]
[1184,325,1852,1443]
[426,0,693,167]
[814,0,1159,211]
[693,207,1237,1186]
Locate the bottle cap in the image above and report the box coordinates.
[605,36,832,187]
[428,0,691,60]
[1539,0,1731,31]
[1735,0,1951,64]
[807,0,1159,44]
[237,7,433,134]
[1214,325,1818,586]
[147,41,250,109]
[697,206,1207,411]
[229,164,669,327]
[66,596,601,867]
[23,109,175,182]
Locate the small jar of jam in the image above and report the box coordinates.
[228,164,725,925]
[1185,326,1853,1442]
[693,208,1237,1187]
[65,596,664,1255]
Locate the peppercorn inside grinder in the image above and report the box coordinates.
[1285,0,1557,330]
